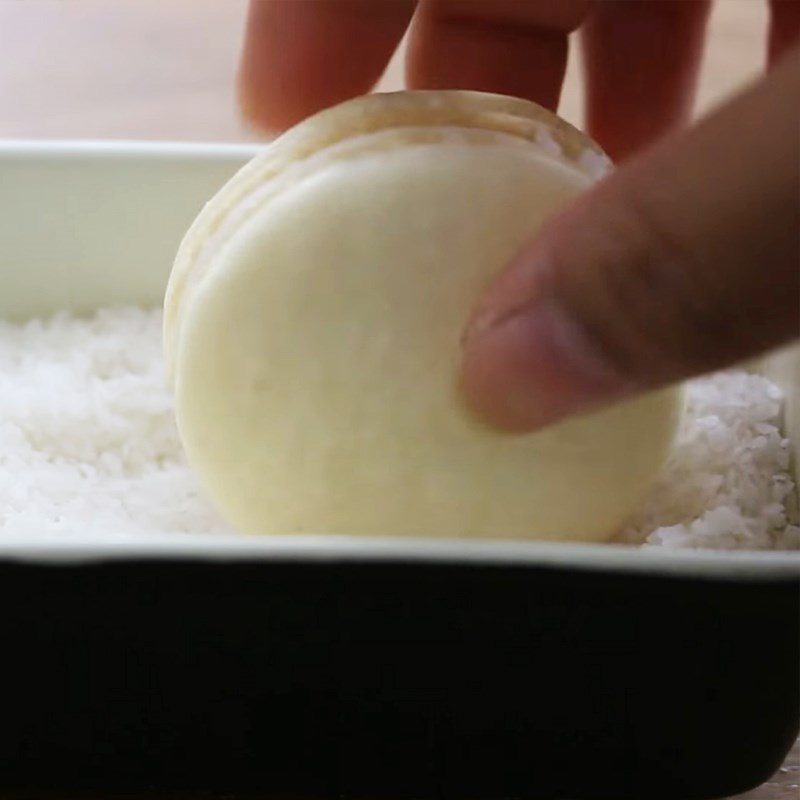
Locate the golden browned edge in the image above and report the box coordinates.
[163,90,609,382]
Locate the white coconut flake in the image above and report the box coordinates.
[621,371,799,550]
[0,307,797,549]
[0,307,230,538]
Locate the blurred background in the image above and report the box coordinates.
[0,0,771,141]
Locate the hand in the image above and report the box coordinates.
[239,0,800,432]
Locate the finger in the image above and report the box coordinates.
[581,0,712,160]
[239,0,414,132]
[406,0,591,111]
[769,0,800,67]
[461,48,800,433]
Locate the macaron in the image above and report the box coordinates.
[164,90,681,542]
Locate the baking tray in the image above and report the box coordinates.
[0,141,798,800]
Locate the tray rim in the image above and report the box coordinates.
[0,139,262,157]
[0,534,797,579]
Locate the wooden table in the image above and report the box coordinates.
[0,1,796,797]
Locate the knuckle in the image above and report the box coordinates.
[432,0,590,33]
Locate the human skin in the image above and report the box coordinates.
[238,0,800,432]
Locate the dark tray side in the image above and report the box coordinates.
[0,559,796,799]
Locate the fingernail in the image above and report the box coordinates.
[460,295,633,433]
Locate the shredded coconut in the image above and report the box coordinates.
[0,307,797,549]
[621,371,800,549]
[0,308,228,537]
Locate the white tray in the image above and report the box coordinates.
[0,139,798,579]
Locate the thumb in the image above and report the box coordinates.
[461,46,800,433]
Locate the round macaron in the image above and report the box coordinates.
[164,90,681,542]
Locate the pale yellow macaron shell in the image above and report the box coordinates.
[166,91,681,541]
